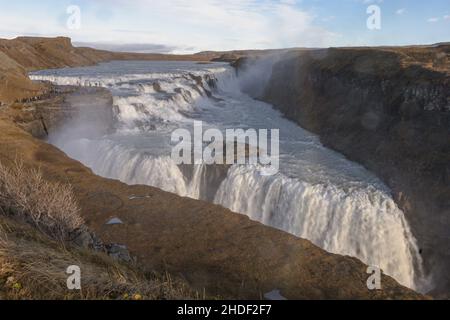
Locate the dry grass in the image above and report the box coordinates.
[0,216,200,300]
[0,159,84,242]
[0,159,202,300]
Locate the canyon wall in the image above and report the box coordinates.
[249,45,450,296]
[0,36,437,298]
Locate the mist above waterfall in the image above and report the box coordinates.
[236,55,279,98]
[30,60,429,292]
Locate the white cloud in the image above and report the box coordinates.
[106,0,340,52]
[396,8,406,15]
[321,16,336,22]
[0,0,340,53]
[362,0,384,4]
[427,17,440,23]
[279,0,297,4]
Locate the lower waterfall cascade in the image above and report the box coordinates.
[30,60,429,292]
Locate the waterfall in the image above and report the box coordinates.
[30,61,427,291]
[214,165,422,290]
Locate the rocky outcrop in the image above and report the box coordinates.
[1,86,113,138]
[247,45,450,296]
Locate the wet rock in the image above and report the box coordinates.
[153,82,164,93]
[400,101,422,119]
[361,111,381,131]
[71,227,104,251]
[204,75,217,90]
[174,87,193,103]
[106,244,132,263]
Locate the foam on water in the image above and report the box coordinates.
[31,61,428,291]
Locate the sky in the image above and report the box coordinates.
[0,0,449,53]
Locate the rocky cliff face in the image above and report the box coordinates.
[249,46,450,296]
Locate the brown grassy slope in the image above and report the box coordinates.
[0,216,198,300]
[0,51,46,103]
[0,37,107,71]
[0,138,199,300]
